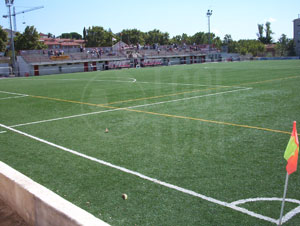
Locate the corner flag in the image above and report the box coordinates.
[284,121,299,175]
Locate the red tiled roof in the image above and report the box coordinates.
[40,38,56,42]
[61,42,81,46]
[58,38,73,42]
[74,40,85,43]
[44,41,61,45]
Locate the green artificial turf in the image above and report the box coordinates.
[1,60,300,225]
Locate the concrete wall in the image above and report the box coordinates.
[38,63,86,75]
[17,56,31,77]
[0,63,11,76]
[0,161,109,226]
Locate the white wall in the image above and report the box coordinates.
[0,63,10,76]
[17,56,30,76]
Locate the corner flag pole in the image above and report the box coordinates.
[278,172,289,226]
[278,121,299,225]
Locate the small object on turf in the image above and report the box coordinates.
[105,128,109,133]
[122,194,128,200]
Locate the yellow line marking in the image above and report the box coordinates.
[30,95,292,135]
[124,108,292,135]
[32,95,113,108]
[30,74,300,135]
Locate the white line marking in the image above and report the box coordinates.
[0,90,28,96]
[227,204,278,224]
[0,90,29,100]
[10,88,251,128]
[231,197,300,225]
[231,197,300,206]
[11,109,121,128]
[132,81,231,88]
[20,78,233,88]
[0,123,290,224]
[0,131,7,134]
[21,78,137,84]
[124,87,252,108]
[282,206,300,224]
[0,95,28,100]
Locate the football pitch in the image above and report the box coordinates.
[1,60,300,225]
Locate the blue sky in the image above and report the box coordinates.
[1,0,299,41]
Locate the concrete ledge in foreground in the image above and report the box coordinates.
[0,161,110,226]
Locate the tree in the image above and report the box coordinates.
[60,32,82,39]
[287,39,296,56]
[257,22,273,44]
[180,33,190,44]
[227,41,239,53]
[85,26,113,47]
[144,29,169,45]
[0,26,8,52]
[47,33,55,38]
[213,36,222,49]
[116,29,145,45]
[257,24,265,43]
[170,35,182,44]
[276,34,296,56]
[276,34,288,56]
[14,26,46,51]
[60,33,71,39]
[83,27,86,41]
[265,22,273,44]
[236,40,265,56]
[223,34,233,45]
[190,32,207,44]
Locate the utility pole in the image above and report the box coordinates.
[3,1,44,76]
[5,0,16,75]
[206,9,213,52]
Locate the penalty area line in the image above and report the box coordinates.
[0,123,281,224]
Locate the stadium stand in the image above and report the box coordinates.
[16,42,223,76]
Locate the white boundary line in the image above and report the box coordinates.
[0,131,7,134]
[9,88,251,129]
[283,206,300,224]
[0,123,294,224]
[230,197,300,224]
[231,197,300,206]
[11,109,122,128]
[0,90,29,100]
[125,87,252,108]
[20,78,137,84]
[0,90,27,96]
[0,95,28,100]
[20,78,235,88]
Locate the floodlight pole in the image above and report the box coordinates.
[5,0,16,76]
[207,9,213,52]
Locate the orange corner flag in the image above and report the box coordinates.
[284,121,299,175]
